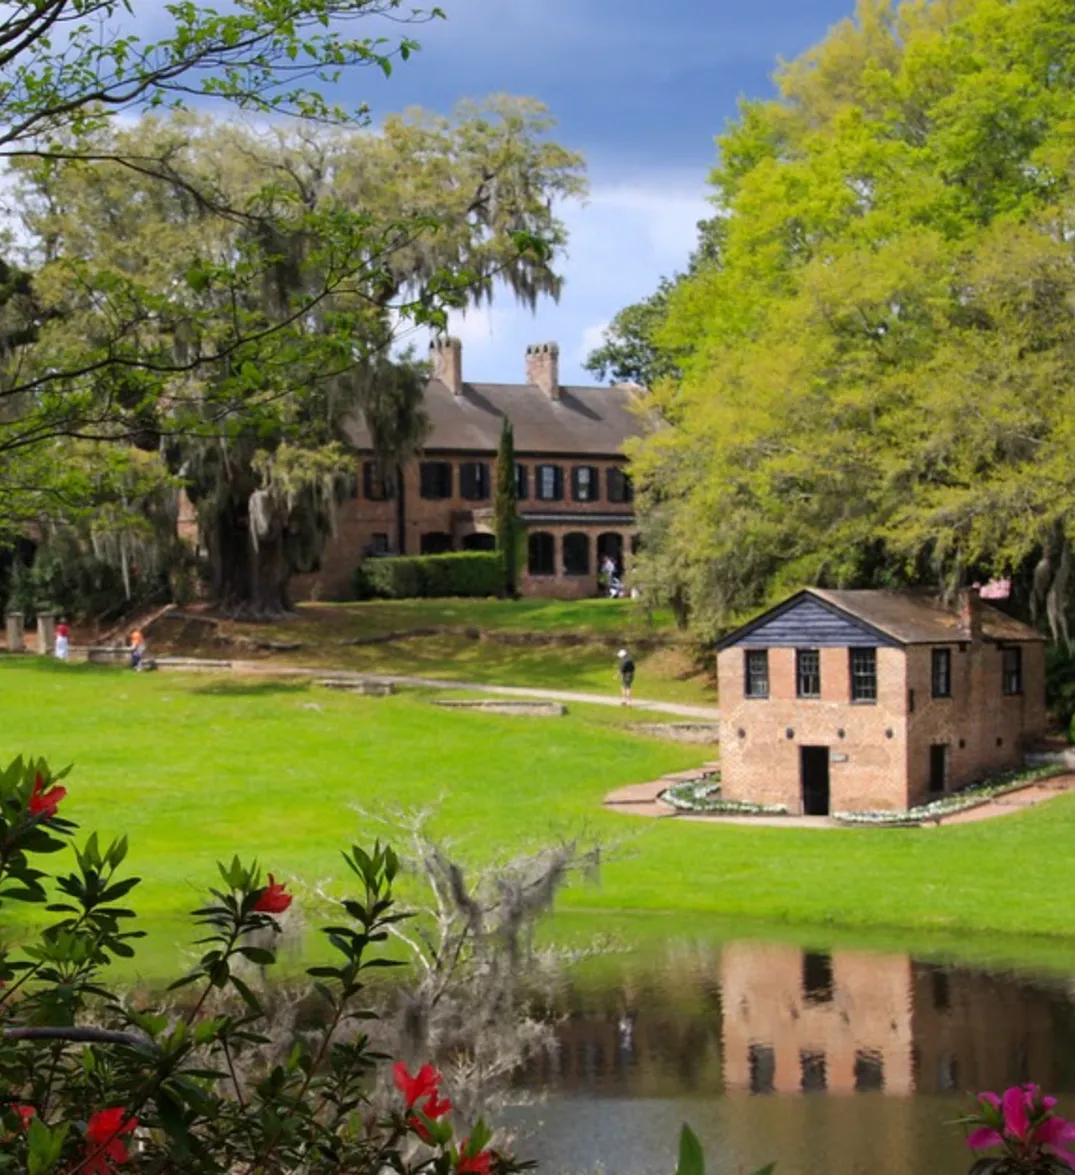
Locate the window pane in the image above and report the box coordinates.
[796,649,820,698]
[460,462,489,502]
[800,1050,827,1093]
[420,462,452,499]
[931,648,951,698]
[745,650,769,698]
[537,465,562,501]
[802,952,833,1004]
[749,1044,776,1095]
[1003,647,1023,695]
[850,648,877,702]
[854,1050,884,1093]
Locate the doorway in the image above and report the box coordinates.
[800,747,830,816]
[929,744,948,794]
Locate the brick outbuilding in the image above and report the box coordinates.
[716,587,1047,815]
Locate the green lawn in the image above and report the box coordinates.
[199,599,717,706]
[3,659,1075,979]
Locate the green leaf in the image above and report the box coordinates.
[675,1124,705,1175]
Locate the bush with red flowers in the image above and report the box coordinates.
[0,755,528,1175]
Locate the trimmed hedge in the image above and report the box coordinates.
[355,552,503,600]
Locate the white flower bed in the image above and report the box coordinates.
[833,764,1068,826]
[662,775,789,817]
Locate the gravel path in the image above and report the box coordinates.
[149,655,721,720]
[603,772,1075,828]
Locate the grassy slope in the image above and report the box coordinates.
[215,599,717,706]
[4,660,1075,976]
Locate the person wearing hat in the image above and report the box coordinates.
[617,648,635,706]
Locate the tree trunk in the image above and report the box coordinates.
[207,494,291,618]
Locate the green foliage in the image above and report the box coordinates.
[674,1123,775,1175]
[620,0,1075,637]
[361,552,503,600]
[27,548,127,620]
[494,419,519,596]
[0,751,520,1175]
[0,2,587,613]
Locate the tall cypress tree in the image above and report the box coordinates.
[494,418,518,597]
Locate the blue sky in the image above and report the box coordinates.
[358,0,855,385]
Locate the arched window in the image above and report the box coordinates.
[528,532,555,576]
[420,532,453,555]
[461,533,496,552]
[597,533,624,576]
[562,532,590,576]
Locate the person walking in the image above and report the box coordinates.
[54,618,70,661]
[617,648,635,706]
[130,629,146,671]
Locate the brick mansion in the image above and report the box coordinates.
[294,337,647,601]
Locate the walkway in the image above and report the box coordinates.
[151,656,721,721]
[603,770,1075,828]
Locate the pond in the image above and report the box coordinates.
[502,939,1075,1175]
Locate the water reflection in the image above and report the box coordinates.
[508,940,1075,1174]
[520,941,1073,1099]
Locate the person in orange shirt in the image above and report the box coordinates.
[130,629,145,671]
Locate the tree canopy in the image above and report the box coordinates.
[607,0,1075,639]
[0,2,586,613]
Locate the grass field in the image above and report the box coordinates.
[4,659,1075,978]
[210,599,717,706]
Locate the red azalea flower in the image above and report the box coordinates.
[28,774,66,818]
[393,1060,441,1108]
[84,1108,137,1175]
[457,1143,494,1175]
[13,1104,34,1129]
[407,1089,454,1141]
[252,874,292,914]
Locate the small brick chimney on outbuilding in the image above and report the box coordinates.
[430,336,463,396]
[526,341,561,400]
[958,585,982,640]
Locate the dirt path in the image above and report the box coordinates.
[604,772,1075,828]
[149,655,721,721]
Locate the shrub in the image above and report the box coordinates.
[361,552,502,600]
[1045,642,1075,735]
[0,754,524,1175]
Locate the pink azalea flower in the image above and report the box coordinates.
[1003,1086,1031,1140]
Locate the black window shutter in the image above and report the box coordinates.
[554,466,563,500]
[363,462,373,499]
[516,464,528,500]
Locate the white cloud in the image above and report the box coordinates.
[406,176,710,387]
[579,321,610,361]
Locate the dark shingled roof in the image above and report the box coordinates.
[344,378,647,456]
[718,587,1045,649]
[809,588,1044,644]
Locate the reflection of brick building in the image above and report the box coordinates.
[293,338,645,601]
[721,942,915,1097]
[717,587,1047,814]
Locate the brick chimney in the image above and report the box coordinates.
[430,336,463,396]
[958,585,982,640]
[525,341,561,400]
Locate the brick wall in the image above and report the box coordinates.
[292,452,637,601]
[721,942,914,1096]
[904,641,1047,805]
[718,638,1047,814]
[718,645,910,813]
